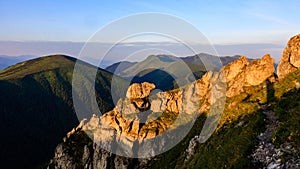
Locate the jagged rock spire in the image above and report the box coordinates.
[277,34,300,80]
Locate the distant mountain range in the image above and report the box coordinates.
[106,53,243,75]
[105,53,243,91]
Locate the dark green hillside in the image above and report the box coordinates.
[0,55,125,169]
[105,61,136,75]
[272,70,300,151]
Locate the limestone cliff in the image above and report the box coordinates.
[277,34,300,80]
[91,53,275,150]
[49,49,277,169]
[225,54,274,97]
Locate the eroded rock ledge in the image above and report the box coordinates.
[65,53,275,158]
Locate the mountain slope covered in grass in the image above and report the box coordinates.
[0,55,126,169]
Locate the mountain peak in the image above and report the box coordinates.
[146,54,178,62]
[0,54,76,80]
[224,54,274,97]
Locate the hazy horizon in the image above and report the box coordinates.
[1,0,299,67]
[0,40,285,68]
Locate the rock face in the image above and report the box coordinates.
[50,53,276,168]
[78,80,206,158]
[126,82,155,99]
[224,54,274,97]
[277,34,300,80]
[49,135,147,169]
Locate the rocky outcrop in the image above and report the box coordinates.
[50,53,276,169]
[49,135,147,169]
[277,34,300,80]
[126,82,155,99]
[183,54,275,163]
[77,81,205,158]
[225,54,274,97]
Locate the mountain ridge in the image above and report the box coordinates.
[105,53,244,92]
[105,53,243,77]
[0,54,126,169]
[1,34,300,168]
[49,34,300,168]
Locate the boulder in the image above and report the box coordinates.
[126,82,155,99]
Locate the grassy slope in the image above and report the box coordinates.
[0,55,76,80]
[114,69,300,169]
[272,70,300,151]
[0,55,124,168]
[148,82,267,169]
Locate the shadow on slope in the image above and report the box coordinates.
[0,55,126,168]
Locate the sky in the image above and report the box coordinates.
[0,0,299,64]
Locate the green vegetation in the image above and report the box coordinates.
[187,111,265,169]
[274,70,300,99]
[0,55,126,169]
[0,55,75,80]
[272,70,300,151]
[147,82,268,168]
[244,81,268,103]
[140,111,178,135]
[147,113,208,169]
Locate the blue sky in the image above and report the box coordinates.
[1,0,299,43]
[0,0,299,63]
